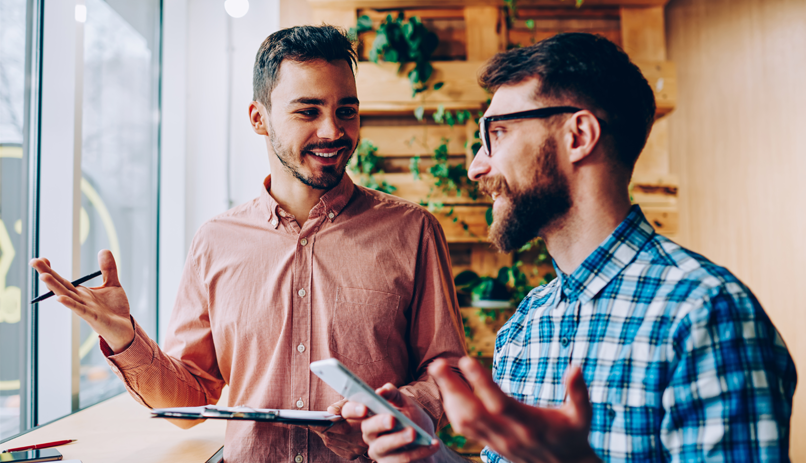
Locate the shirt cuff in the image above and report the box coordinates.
[101,317,156,372]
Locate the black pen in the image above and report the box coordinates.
[30,270,103,304]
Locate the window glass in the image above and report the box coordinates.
[0,0,28,441]
[78,0,161,409]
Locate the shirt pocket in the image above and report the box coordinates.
[329,287,402,365]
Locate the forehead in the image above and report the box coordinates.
[271,59,357,106]
[486,78,542,117]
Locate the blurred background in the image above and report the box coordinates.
[1,0,804,459]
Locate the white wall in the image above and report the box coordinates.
[159,0,279,342]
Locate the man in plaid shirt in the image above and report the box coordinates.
[344,32,797,462]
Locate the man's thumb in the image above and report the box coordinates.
[98,250,121,287]
[564,366,592,430]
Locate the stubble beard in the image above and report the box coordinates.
[269,123,355,190]
[480,137,573,252]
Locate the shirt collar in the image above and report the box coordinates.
[259,174,355,228]
[553,205,656,304]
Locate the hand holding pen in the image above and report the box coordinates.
[30,250,135,354]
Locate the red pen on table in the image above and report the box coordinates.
[1,439,76,453]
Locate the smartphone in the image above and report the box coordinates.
[0,448,62,462]
[310,358,434,446]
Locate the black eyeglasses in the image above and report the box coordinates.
[478,106,583,157]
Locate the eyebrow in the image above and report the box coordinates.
[288,96,360,106]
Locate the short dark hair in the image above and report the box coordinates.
[252,25,357,108]
[479,33,656,171]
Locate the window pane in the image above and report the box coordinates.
[78,0,160,409]
[0,0,28,440]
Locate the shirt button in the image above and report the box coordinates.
[297,343,305,353]
[328,212,335,219]
[300,238,308,246]
[560,336,570,348]
[295,455,303,463]
[298,289,306,297]
[296,399,304,408]
[270,219,278,227]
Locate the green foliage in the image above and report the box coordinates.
[348,139,397,195]
[364,13,440,97]
[438,424,468,449]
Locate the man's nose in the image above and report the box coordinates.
[468,148,491,181]
[317,115,344,140]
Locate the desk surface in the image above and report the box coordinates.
[1,391,228,463]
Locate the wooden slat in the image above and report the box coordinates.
[356,60,673,116]
[461,308,516,356]
[470,245,513,277]
[634,116,669,176]
[516,7,621,18]
[620,6,667,61]
[634,60,676,117]
[311,0,671,8]
[311,7,358,29]
[509,28,622,47]
[464,6,502,60]
[630,173,678,207]
[356,61,488,112]
[359,28,467,61]
[360,124,468,156]
[359,8,466,20]
[435,205,490,242]
[350,172,490,203]
[642,206,678,235]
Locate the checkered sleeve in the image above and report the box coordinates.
[661,283,796,462]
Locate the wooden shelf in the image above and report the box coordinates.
[461,307,516,357]
[357,61,489,114]
[357,60,675,118]
[312,0,671,9]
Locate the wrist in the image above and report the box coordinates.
[107,316,136,354]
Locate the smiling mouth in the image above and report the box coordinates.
[307,148,343,158]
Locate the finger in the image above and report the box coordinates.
[98,250,121,287]
[55,295,89,315]
[429,358,494,442]
[361,414,397,442]
[30,259,78,294]
[564,366,592,430]
[327,398,348,415]
[459,356,513,416]
[369,428,439,462]
[39,273,82,303]
[341,402,368,420]
[375,383,407,409]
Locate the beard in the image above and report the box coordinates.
[479,137,572,252]
[269,123,355,190]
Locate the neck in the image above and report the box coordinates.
[542,190,632,275]
[267,164,331,227]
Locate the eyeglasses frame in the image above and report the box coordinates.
[478,106,589,157]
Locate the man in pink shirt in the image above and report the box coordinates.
[30,25,467,462]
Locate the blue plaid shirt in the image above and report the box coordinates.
[482,206,796,463]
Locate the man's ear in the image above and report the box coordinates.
[564,110,602,165]
[249,101,269,136]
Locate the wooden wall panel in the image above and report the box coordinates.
[464,6,502,61]
[666,0,806,456]
[620,6,667,60]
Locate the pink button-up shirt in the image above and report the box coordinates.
[104,175,467,462]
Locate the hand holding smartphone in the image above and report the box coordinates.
[309,359,435,446]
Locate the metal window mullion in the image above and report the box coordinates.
[35,0,84,424]
[21,0,44,432]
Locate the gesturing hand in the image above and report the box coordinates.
[341,384,441,463]
[429,357,600,463]
[309,399,370,460]
[30,249,134,353]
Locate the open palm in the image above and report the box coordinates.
[31,249,135,353]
